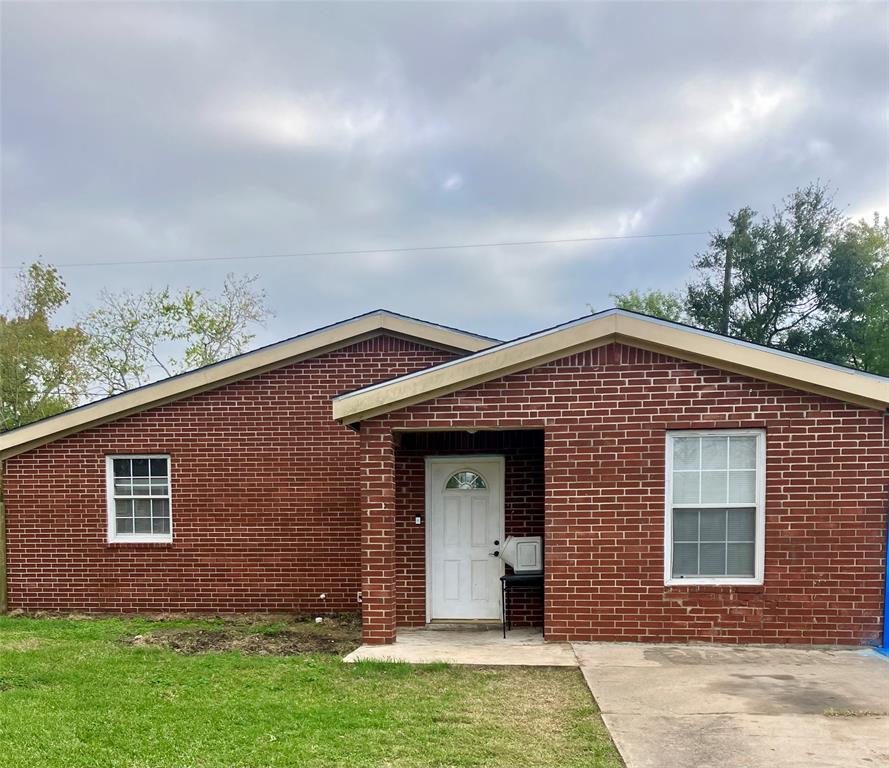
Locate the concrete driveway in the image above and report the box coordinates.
[574,643,889,768]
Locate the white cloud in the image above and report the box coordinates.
[692,78,803,141]
[630,76,806,186]
[441,172,464,191]
[209,92,387,151]
[616,208,646,236]
[806,138,833,159]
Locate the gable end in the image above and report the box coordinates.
[0,311,497,460]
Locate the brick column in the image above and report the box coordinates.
[543,424,571,642]
[360,422,397,644]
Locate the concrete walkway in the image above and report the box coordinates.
[574,642,889,768]
[345,632,889,767]
[343,628,577,666]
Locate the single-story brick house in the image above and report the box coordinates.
[1,308,887,646]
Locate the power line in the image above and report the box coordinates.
[0,229,710,270]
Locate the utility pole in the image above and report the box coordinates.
[720,236,733,335]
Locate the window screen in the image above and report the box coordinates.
[668,434,761,580]
[108,456,171,540]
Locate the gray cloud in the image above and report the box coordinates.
[2,1,887,343]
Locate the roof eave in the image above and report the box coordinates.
[612,314,889,410]
[333,312,889,424]
[0,311,497,460]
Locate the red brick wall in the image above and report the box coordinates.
[2,335,454,614]
[394,431,544,628]
[367,343,889,646]
[360,421,397,644]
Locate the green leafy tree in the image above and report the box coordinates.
[858,250,889,375]
[798,216,889,374]
[685,183,845,348]
[1,266,274,429]
[0,263,89,430]
[80,273,272,396]
[608,289,686,322]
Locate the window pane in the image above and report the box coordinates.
[131,459,150,477]
[729,471,756,503]
[673,509,698,540]
[700,471,728,503]
[151,499,170,519]
[152,517,170,534]
[672,473,699,504]
[150,458,168,477]
[672,543,698,576]
[730,437,757,469]
[115,499,133,516]
[701,437,728,469]
[116,516,134,534]
[150,480,169,495]
[134,499,151,516]
[673,438,699,470]
[131,481,152,496]
[700,543,727,575]
[727,509,755,541]
[699,510,726,541]
[114,480,133,496]
[727,543,755,575]
[134,517,152,533]
[113,459,130,477]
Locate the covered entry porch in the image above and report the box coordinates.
[360,428,545,644]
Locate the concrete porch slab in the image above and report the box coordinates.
[574,642,889,768]
[343,628,578,666]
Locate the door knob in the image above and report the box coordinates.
[489,550,500,557]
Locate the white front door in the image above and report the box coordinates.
[426,456,504,621]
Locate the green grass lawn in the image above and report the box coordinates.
[0,615,621,768]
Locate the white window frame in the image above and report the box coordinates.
[106,455,173,544]
[664,430,765,586]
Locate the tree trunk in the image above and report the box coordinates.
[720,239,733,335]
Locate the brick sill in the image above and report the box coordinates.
[665,584,766,595]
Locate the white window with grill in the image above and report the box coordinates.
[106,455,172,543]
[665,431,765,585]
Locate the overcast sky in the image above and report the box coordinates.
[2,1,888,344]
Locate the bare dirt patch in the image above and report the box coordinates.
[124,614,362,657]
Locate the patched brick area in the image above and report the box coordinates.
[395,430,544,628]
[3,336,454,614]
[364,343,888,646]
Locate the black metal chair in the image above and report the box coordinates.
[500,572,544,638]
